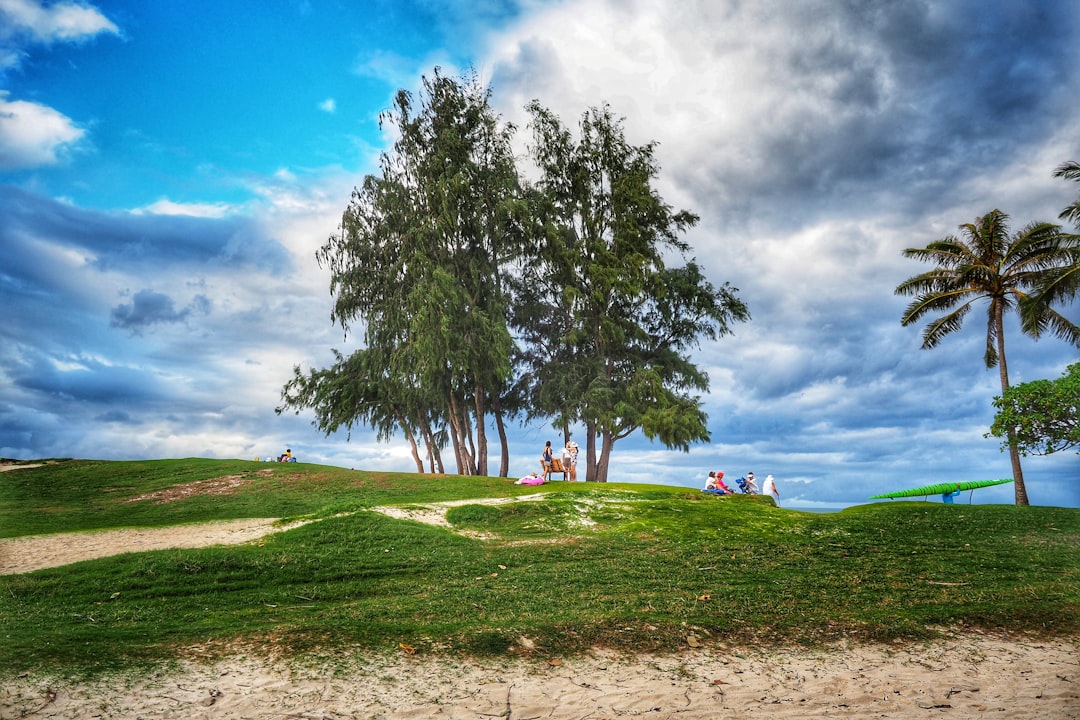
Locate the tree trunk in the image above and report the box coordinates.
[994,304,1029,505]
[584,421,597,481]
[396,410,425,473]
[492,395,510,478]
[473,382,488,476]
[459,400,478,475]
[595,430,615,482]
[447,393,469,474]
[417,415,443,473]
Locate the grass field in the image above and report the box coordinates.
[1,458,1076,676]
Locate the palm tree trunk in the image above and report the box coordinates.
[994,305,1029,505]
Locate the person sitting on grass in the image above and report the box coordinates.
[515,472,546,486]
[704,471,733,494]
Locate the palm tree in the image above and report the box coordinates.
[896,209,1080,505]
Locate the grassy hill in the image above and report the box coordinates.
[1,458,1076,675]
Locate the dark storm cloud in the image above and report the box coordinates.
[110,289,211,332]
[0,185,291,273]
[647,0,1080,227]
[9,351,173,407]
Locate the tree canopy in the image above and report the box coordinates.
[514,102,749,481]
[279,71,748,479]
[989,362,1080,457]
[279,69,524,474]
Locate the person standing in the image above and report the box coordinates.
[762,474,780,506]
[541,440,554,476]
[563,441,579,481]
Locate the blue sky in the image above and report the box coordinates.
[1,0,1077,509]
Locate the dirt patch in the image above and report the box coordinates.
[124,470,274,505]
[0,460,48,472]
[370,493,550,539]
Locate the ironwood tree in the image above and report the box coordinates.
[513,102,749,482]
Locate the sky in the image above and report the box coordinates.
[1,0,1078,509]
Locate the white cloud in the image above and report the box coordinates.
[132,198,235,218]
[0,91,85,168]
[0,0,118,43]
[352,48,417,87]
[319,98,336,113]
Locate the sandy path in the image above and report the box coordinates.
[0,494,554,575]
[0,519,309,575]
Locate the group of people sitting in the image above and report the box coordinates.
[705,470,779,503]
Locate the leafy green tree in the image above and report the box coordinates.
[989,362,1080,456]
[518,102,749,482]
[896,209,1080,505]
[278,347,446,472]
[280,69,523,475]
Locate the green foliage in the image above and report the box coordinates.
[281,68,523,475]
[515,102,749,478]
[989,362,1080,455]
[1,461,1077,677]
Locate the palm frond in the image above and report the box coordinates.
[1053,160,1080,181]
[901,237,970,268]
[895,268,961,297]
[1056,161,1080,226]
[900,286,973,325]
[920,302,971,349]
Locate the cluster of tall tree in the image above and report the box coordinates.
[895,162,1080,505]
[278,70,749,482]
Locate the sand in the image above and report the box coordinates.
[1,477,1076,718]
[2,636,1076,719]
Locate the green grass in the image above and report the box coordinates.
[1,458,1076,677]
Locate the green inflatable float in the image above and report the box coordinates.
[869,478,1013,503]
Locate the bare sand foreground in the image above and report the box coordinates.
[2,635,1076,719]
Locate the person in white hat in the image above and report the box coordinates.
[562,440,579,481]
[762,474,780,506]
